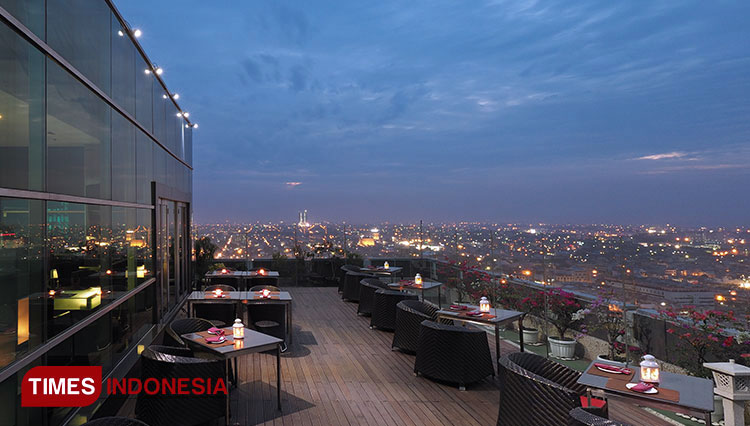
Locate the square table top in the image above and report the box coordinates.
[246,291,292,301]
[249,270,280,277]
[188,290,245,301]
[577,360,714,412]
[388,280,442,290]
[360,266,403,274]
[182,327,282,359]
[436,306,523,325]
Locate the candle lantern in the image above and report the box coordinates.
[258,268,266,276]
[384,261,389,269]
[262,288,271,298]
[233,318,245,339]
[479,296,491,313]
[414,273,423,286]
[640,354,660,384]
[220,268,228,274]
[213,288,223,298]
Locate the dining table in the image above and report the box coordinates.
[388,279,443,307]
[577,359,714,425]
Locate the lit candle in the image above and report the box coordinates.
[221,268,228,274]
[640,354,660,384]
[213,288,223,298]
[258,268,266,276]
[233,318,244,339]
[262,288,270,298]
[384,261,389,269]
[479,296,491,313]
[414,273,423,286]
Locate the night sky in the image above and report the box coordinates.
[117,1,750,226]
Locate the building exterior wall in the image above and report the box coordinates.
[0,1,193,424]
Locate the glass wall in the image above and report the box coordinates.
[136,130,154,205]
[111,14,136,117]
[112,113,136,203]
[47,60,111,199]
[0,0,44,38]
[0,22,45,191]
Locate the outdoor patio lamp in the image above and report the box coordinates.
[640,354,660,384]
[415,273,423,286]
[233,318,245,339]
[479,296,491,313]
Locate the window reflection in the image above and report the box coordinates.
[0,0,45,38]
[135,56,153,133]
[112,113,136,202]
[0,198,44,370]
[111,14,136,116]
[0,23,45,191]
[47,60,111,199]
[136,130,154,205]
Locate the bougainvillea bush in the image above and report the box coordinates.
[521,288,586,340]
[660,307,750,377]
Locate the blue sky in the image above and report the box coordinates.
[117,0,750,225]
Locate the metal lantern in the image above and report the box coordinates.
[479,297,491,313]
[384,261,389,269]
[640,354,660,384]
[415,273,423,286]
[233,318,244,339]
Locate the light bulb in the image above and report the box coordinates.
[133,29,142,38]
[193,124,198,129]
[155,68,163,75]
[144,69,151,74]
[176,112,183,117]
[162,94,168,99]
[182,112,189,117]
[185,124,190,128]
[117,30,124,37]
[172,93,179,99]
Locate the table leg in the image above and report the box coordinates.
[288,301,293,345]
[495,324,501,374]
[277,344,282,410]
[225,360,231,425]
[704,412,711,426]
[438,287,441,308]
[517,317,525,352]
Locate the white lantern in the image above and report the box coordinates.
[384,261,389,269]
[213,288,223,298]
[640,354,660,384]
[232,318,244,339]
[262,288,271,298]
[414,273,423,286]
[479,297,491,313]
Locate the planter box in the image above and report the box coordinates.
[522,328,540,345]
[549,337,577,359]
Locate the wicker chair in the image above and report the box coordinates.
[568,407,628,426]
[135,346,226,426]
[82,417,150,426]
[203,284,236,292]
[165,318,215,347]
[193,286,237,327]
[357,278,389,316]
[370,289,418,331]
[342,271,372,302]
[414,320,494,390]
[392,300,440,353]
[246,304,287,351]
[497,352,606,426]
[249,276,278,290]
[339,265,361,293]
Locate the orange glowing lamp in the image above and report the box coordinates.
[640,355,660,384]
[48,290,56,297]
[479,297,491,313]
[221,268,228,274]
[414,273,423,286]
[258,268,266,276]
[262,288,271,298]
[213,288,223,298]
[233,318,245,339]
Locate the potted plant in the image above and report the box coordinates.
[514,288,546,345]
[588,295,632,364]
[542,288,586,359]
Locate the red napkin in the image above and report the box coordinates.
[465,311,481,316]
[594,363,632,375]
[208,327,225,335]
[204,335,224,343]
[450,305,469,310]
[630,382,654,393]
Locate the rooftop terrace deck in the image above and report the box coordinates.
[123,287,674,425]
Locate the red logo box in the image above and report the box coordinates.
[22,366,102,407]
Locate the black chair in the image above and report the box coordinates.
[342,271,373,302]
[206,276,237,287]
[357,278,389,316]
[193,285,237,327]
[339,265,361,293]
[249,284,280,292]
[392,300,441,353]
[414,320,494,390]
[203,284,236,292]
[497,352,607,426]
[165,318,215,347]
[246,304,287,352]
[135,346,225,426]
[249,276,278,290]
[568,407,628,426]
[82,417,150,426]
[370,290,418,331]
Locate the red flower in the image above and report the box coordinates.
[722,336,734,347]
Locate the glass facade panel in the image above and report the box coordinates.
[111,15,136,117]
[0,22,45,191]
[47,0,111,95]
[136,130,153,205]
[185,125,193,166]
[46,202,112,338]
[135,55,153,133]
[112,113,136,203]
[152,86,167,146]
[47,60,112,199]
[0,0,44,38]
[0,198,44,370]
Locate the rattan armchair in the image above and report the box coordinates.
[370,290,418,331]
[193,286,237,327]
[392,300,440,353]
[413,320,494,390]
[135,346,226,426]
[342,271,373,302]
[497,352,606,426]
[357,278,389,316]
[249,284,280,292]
[339,264,362,293]
[568,407,628,426]
[165,318,215,347]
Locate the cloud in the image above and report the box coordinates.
[633,152,688,161]
[241,58,263,83]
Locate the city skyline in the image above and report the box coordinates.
[119,0,750,225]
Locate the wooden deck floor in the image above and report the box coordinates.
[223,287,671,426]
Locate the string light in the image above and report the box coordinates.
[193,124,199,129]
[144,69,151,74]
[155,67,163,75]
[162,94,168,99]
[172,93,179,99]
[182,112,189,118]
[133,29,142,38]
[176,112,183,117]
[117,30,124,37]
